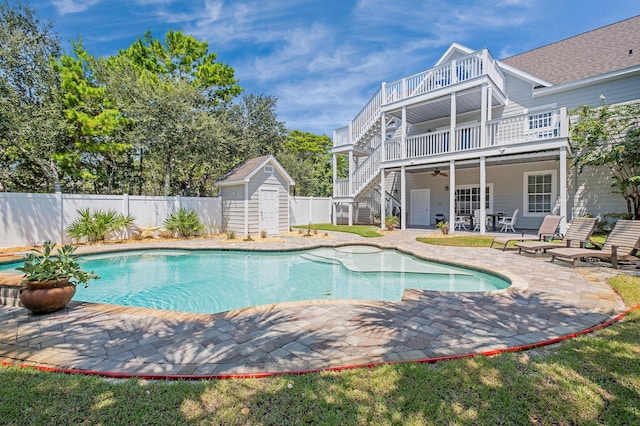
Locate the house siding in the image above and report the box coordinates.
[220,186,246,235]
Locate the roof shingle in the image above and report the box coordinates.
[501,15,640,85]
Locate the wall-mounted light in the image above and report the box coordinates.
[444,185,449,192]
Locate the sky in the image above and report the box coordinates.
[30,0,640,136]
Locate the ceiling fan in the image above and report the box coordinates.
[431,168,448,177]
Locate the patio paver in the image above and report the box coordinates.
[0,229,634,378]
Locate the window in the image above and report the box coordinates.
[454,184,493,215]
[523,171,556,216]
[264,165,274,173]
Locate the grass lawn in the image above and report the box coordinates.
[1,275,638,424]
[416,233,608,248]
[294,223,383,238]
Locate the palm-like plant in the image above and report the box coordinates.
[384,215,399,231]
[66,208,136,242]
[164,208,206,238]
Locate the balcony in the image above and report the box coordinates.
[333,49,505,149]
[383,107,567,161]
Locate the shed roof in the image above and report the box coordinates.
[216,155,295,187]
[501,15,640,85]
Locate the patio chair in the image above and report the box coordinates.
[547,220,640,269]
[454,215,469,230]
[490,214,562,251]
[516,217,597,255]
[498,209,518,232]
[472,209,491,231]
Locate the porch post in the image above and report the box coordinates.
[449,92,457,152]
[480,83,487,148]
[449,160,456,234]
[559,146,568,234]
[479,156,487,235]
[401,106,407,159]
[332,202,337,226]
[380,168,386,230]
[348,150,353,197]
[381,111,387,162]
[332,153,337,196]
[400,165,406,230]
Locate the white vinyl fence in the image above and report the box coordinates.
[0,192,333,248]
[0,192,222,248]
[289,196,332,226]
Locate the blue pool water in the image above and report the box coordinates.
[1,246,509,314]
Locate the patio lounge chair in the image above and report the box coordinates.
[516,217,597,255]
[490,214,562,251]
[547,220,640,269]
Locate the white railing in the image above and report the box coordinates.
[334,179,349,197]
[383,49,500,103]
[454,123,481,151]
[334,142,382,198]
[383,107,567,162]
[487,107,567,146]
[333,126,350,147]
[335,49,505,149]
[406,129,450,157]
[353,141,381,194]
[350,87,384,146]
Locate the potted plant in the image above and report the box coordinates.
[436,221,450,234]
[16,240,100,314]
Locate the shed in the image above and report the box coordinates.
[216,155,295,236]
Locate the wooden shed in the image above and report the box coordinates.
[216,155,295,236]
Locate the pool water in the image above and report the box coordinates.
[1,246,509,314]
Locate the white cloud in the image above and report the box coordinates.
[52,0,103,15]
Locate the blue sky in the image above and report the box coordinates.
[32,0,640,136]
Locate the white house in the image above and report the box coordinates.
[331,15,640,234]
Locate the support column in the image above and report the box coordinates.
[348,203,353,226]
[348,150,354,198]
[332,153,337,196]
[381,111,386,162]
[400,166,406,230]
[380,169,386,230]
[559,145,568,234]
[449,92,457,152]
[449,160,456,234]
[480,83,487,148]
[479,156,487,235]
[401,106,407,159]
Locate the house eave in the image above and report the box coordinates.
[533,65,640,97]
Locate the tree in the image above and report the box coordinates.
[225,94,287,161]
[0,1,66,192]
[99,31,245,196]
[571,100,640,219]
[54,41,131,193]
[276,130,332,196]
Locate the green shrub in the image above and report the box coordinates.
[164,208,206,238]
[66,208,135,242]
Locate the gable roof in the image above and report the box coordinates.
[501,15,640,85]
[216,155,295,187]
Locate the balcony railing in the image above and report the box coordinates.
[333,49,505,148]
[384,107,567,161]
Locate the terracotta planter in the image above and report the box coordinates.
[19,279,76,314]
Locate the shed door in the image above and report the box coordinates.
[259,188,279,235]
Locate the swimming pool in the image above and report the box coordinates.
[1,246,509,314]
